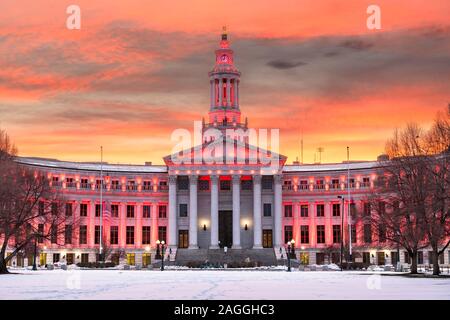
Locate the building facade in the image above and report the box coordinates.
[6,31,450,268]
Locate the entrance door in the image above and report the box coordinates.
[262,229,273,248]
[178,230,188,248]
[377,252,385,265]
[219,210,232,248]
[66,253,74,265]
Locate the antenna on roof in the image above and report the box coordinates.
[316,147,324,164]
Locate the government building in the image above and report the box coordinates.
[7,31,449,269]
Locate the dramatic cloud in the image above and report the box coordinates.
[0,0,449,164]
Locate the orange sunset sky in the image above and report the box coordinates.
[0,0,449,165]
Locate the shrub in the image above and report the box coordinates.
[76,262,116,268]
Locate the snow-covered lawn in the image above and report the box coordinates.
[1,269,449,300]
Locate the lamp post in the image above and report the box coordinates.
[337,195,345,271]
[290,239,295,259]
[286,241,292,272]
[32,237,37,271]
[155,240,161,259]
[396,231,400,271]
[158,240,166,271]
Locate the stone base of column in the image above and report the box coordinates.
[209,245,220,249]
[232,245,242,249]
[188,245,199,250]
[252,245,263,249]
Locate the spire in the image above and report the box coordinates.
[222,26,227,41]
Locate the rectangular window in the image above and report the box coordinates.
[300,205,308,217]
[284,205,293,217]
[80,203,88,217]
[378,224,386,242]
[111,180,120,190]
[262,176,273,190]
[143,205,151,218]
[142,180,152,191]
[220,180,231,191]
[332,225,341,244]
[332,203,340,217]
[198,179,210,191]
[158,226,167,243]
[53,253,60,263]
[159,205,167,218]
[142,226,151,245]
[404,252,411,264]
[363,252,370,264]
[364,224,372,243]
[331,179,340,189]
[363,202,371,217]
[38,224,44,243]
[38,201,45,215]
[51,225,57,244]
[418,251,424,264]
[177,176,189,190]
[284,226,293,243]
[81,253,89,264]
[241,180,252,191]
[126,205,135,218]
[111,204,119,218]
[299,180,308,190]
[315,180,324,189]
[317,225,325,244]
[316,253,325,265]
[179,203,188,217]
[126,226,135,245]
[79,225,87,245]
[65,203,72,216]
[300,225,309,244]
[65,225,72,244]
[95,204,101,217]
[81,178,89,189]
[263,203,272,217]
[316,204,325,217]
[51,202,58,216]
[110,226,118,245]
[351,224,356,243]
[362,177,370,187]
[95,225,101,244]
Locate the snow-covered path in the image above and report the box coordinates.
[1,270,449,300]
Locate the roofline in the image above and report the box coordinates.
[15,157,168,174]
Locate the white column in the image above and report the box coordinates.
[226,78,231,106]
[233,79,238,108]
[232,175,241,249]
[218,78,223,107]
[210,80,214,109]
[274,174,283,247]
[168,175,177,248]
[151,203,158,247]
[253,175,263,249]
[189,175,198,249]
[210,175,219,249]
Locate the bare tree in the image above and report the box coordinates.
[361,110,450,275]
[0,129,78,273]
[422,111,450,275]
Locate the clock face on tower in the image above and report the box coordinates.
[220,54,229,63]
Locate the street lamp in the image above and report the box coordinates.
[337,196,345,271]
[157,240,167,271]
[290,239,296,259]
[155,240,161,259]
[32,237,38,271]
[286,241,292,272]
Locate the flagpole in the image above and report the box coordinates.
[100,146,103,261]
[347,146,352,261]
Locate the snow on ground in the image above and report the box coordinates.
[1,269,449,300]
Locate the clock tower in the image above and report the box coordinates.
[206,27,244,132]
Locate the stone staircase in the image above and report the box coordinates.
[175,248,277,267]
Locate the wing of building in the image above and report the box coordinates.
[7,30,448,269]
